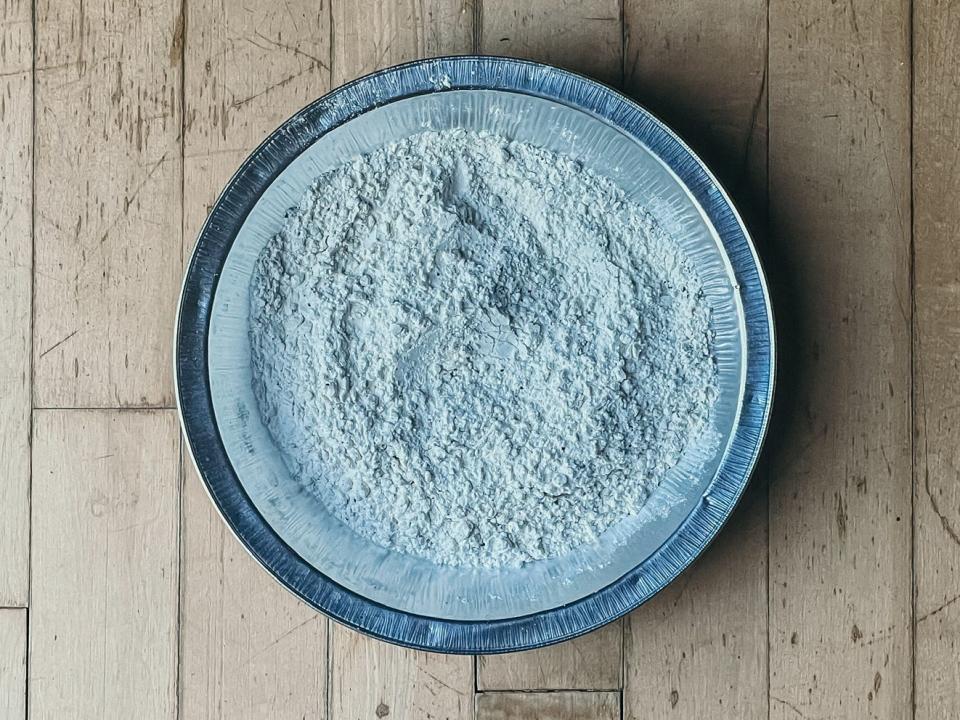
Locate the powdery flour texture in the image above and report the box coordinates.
[250,129,718,567]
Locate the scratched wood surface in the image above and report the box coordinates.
[29,410,180,718]
[768,2,913,720]
[914,0,960,717]
[476,691,620,720]
[4,0,960,718]
[331,0,474,86]
[33,0,182,408]
[0,0,31,608]
[475,4,626,703]
[178,2,331,717]
[620,1,768,718]
[330,632,474,719]
[0,610,26,718]
[477,622,622,691]
[324,4,477,716]
[180,464,328,720]
[479,0,621,86]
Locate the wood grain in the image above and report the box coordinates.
[479,0,621,87]
[0,0,32,607]
[12,3,956,718]
[768,1,912,718]
[478,622,621,690]
[476,691,619,720]
[182,0,330,256]
[29,410,179,718]
[33,0,182,408]
[0,610,26,719]
[179,5,331,718]
[179,464,327,720]
[914,1,960,717]
[330,628,473,720]
[623,496,766,719]
[620,2,767,718]
[331,0,475,86]
[327,6,475,718]
[476,0,624,694]
[622,0,767,215]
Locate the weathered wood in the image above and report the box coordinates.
[478,622,621,691]
[479,0,621,87]
[29,410,179,718]
[33,0,182,407]
[331,0,475,86]
[180,464,327,720]
[0,0,32,607]
[622,0,767,215]
[475,0,625,694]
[621,1,768,717]
[476,691,619,720]
[768,1,912,718]
[14,3,946,718]
[0,610,26,719]
[330,627,473,720]
[179,5,332,717]
[623,496,766,718]
[914,1,960,716]
[182,0,331,255]
[327,6,475,718]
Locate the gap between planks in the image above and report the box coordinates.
[32,406,177,411]
[476,689,622,695]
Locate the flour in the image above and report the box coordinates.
[249,129,718,567]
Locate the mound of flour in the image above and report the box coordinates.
[249,129,717,567]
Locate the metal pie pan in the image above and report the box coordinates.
[175,56,775,653]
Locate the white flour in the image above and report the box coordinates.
[249,129,717,567]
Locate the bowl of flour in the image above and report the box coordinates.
[176,56,774,653]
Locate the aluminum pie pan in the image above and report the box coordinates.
[175,55,775,653]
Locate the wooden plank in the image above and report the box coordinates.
[179,462,328,720]
[476,0,624,694]
[622,0,767,214]
[183,0,331,255]
[620,2,767,718]
[331,0,475,87]
[29,410,179,718]
[179,5,332,719]
[623,495,766,718]
[479,0,621,87]
[328,6,474,718]
[768,1,912,718]
[914,1,960,717]
[0,610,26,719]
[476,691,619,720]
[0,0,32,606]
[478,623,621,690]
[33,0,182,408]
[330,627,473,720]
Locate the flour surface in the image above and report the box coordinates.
[249,129,718,567]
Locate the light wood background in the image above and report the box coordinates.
[1,0,957,718]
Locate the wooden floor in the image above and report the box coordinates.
[1,0,957,718]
